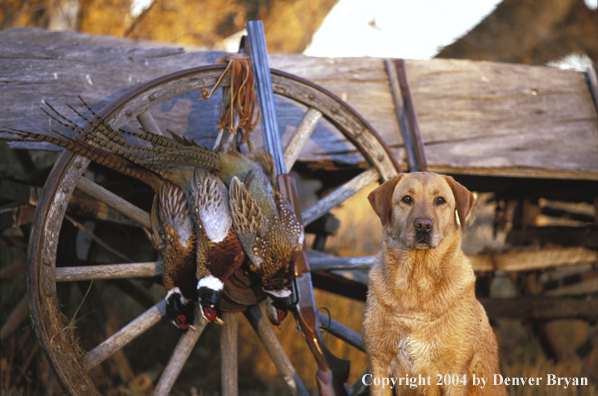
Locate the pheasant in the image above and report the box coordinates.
[148,170,245,327]
[3,97,304,326]
[137,129,305,325]
[2,101,246,328]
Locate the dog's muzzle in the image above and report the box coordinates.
[413,217,434,249]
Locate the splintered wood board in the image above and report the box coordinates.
[1,27,596,181]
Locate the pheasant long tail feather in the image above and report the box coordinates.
[75,97,133,147]
[137,148,220,172]
[122,128,184,149]
[3,129,163,190]
[37,102,169,176]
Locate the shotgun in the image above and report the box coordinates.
[246,21,351,396]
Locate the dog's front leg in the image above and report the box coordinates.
[369,358,396,396]
[441,376,467,396]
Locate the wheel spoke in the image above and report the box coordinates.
[84,299,167,370]
[221,312,238,396]
[137,110,165,137]
[284,108,322,170]
[69,191,141,227]
[317,311,364,352]
[153,313,208,396]
[76,177,151,228]
[306,254,375,272]
[301,167,379,226]
[56,262,163,282]
[244,305,309,396]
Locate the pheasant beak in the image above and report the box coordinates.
[200,306,226,326]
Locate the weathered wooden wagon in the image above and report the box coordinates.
[1,27,597,395]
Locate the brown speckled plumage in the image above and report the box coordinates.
[191,170,245,283]
[4,102,304,299]
[149,182,197,299]
[228,168,304,293]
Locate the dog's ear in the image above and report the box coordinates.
[368,175,404,227]
[443,176,475,229]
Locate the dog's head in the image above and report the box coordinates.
[368,172,474,250]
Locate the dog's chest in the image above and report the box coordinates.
[395,335,413,366]
[392,325,416,357]
[391,317,443,372]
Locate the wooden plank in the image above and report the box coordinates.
[55,262,163,282]
[469,246,598,272]
[0,26,201,51]
[403,59,598,180]
[544,275,598,297]
[1,28,596,180]
[480,297,598,321]
[506,226,598,249]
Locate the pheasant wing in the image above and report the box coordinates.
[156,182,196,295]
[228,176,267,268]
[190,170,232,243]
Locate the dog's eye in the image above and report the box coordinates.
[435,196,446,205]
[401,195,412,204]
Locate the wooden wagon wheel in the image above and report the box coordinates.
[27,63,401,395]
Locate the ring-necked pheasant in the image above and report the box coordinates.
[2,97,303,326]
[134,125,305,323]
[2,100,247,328]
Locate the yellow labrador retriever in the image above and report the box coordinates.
[363,172,506,396]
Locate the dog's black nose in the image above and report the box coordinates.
[414,217,433,232]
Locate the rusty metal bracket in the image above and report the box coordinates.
[385,58,427,172]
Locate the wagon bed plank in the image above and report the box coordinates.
[1,27,596,181]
